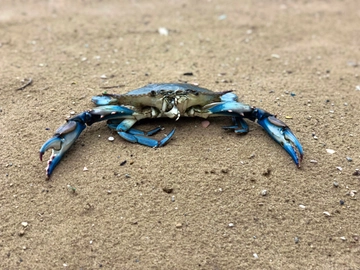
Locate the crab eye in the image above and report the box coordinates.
[150,90,156,96]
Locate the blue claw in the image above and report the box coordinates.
[254,109,304,167]
[40,120,86,177]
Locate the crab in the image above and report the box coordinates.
[40,83,303,177]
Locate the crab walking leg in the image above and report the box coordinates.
[40,105,137,177]
[115,118,175,148]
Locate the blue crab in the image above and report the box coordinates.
[40,83,303,177]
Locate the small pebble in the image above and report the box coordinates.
[253,253,259,259]
[349,190,357,197]
[310,160,318,163]
[21,222,28,227]
[299,204,306,209]
[108,136,115,142]
[228,223,234,227]
[340,236,346,241]
[290,92,296,97]
[261,190,268,196]
[83,167,88,171]
[333,182,339,187]
[323,211,331,217]
[326,149,336,154]
[340,200,345,205]
[158,27,169,36]
[120,160,127,166]
[356,85,360,91]
[271,54,280,59]
[19,230,25,236]
[125,174,131,178]
[336,167,343,171]
[100,74,107,79]
[201,120,210,128]
[346,157,352,162]
[171,196,175,202]
[294,237,299,244]
[175,223,182,228]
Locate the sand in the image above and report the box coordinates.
[1,0,359,269]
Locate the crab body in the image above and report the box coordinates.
[40,83,303,177]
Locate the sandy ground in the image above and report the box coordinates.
[1,0,360,269]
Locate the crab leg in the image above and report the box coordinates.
[250,108,303,167]
[112,118,175,148]
[203,101,303,167]
[40,106,135,178]
[40,105,176,177]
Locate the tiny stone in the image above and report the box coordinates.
[310,160,318,163]
[228,223,234,227]
[100,74,107,79]
[83,167,88,171]
[120,160,127,166]
[326,149,336,154]
[299,204,306,209]
[253,253,259,259]
[19,230,25,236]
[70,111,75,115]
[108,136,115,142]
[346,157,353,162]
[336,167,342,171]
[107,190,111,194]
[333,182,339,187]
[323,211,331,217]
[340,200,345,205]
[21,222,28,227]
[271,54,280,59]
[294,237,299,244]
[201,120,210,128]
[340,236,346,241]
[261,190,268,196]
[171,196,175,202]
[125,174,131,178]
[158,27,169,36]
[175,223,182,228]
[349,190,357,197]
[356,85,360,91]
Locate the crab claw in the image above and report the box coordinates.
[254,109,303,167]
[40,120,86,177]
